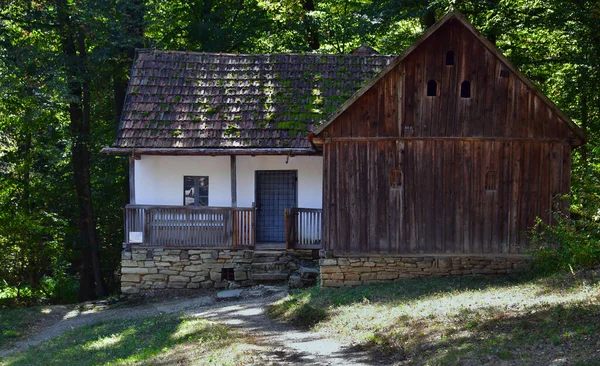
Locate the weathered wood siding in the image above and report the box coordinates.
[323,140,571,254]
[321,18,577,254]
[320,19,577,141]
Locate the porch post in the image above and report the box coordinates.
[129,155,136,204]
[230,155,237,207]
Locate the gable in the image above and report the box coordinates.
[315,12,585,146]
[115,51,394,151]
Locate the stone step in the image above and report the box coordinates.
[253,250,286,256]
[251,273,289,282]
[251,262,287,271]
[252,256,287,263]
[300,266,319,279]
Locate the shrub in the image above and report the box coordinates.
[529,170,600,273]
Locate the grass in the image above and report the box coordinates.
[267,273,600,365]
[0,306,56,349]
[1,314,262,366]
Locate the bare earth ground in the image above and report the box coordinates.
[0,287,391,365]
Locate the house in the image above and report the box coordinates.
[103,49,394,292]
[312,11,585,286]
[104,11,584,293]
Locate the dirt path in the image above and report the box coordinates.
[0,288,385,365]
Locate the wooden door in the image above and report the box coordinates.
[255,170,297,243]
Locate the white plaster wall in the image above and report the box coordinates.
[135,156,232,206]
[134,155,323,209]
[236,156,323,209]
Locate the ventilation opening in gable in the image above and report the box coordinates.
[460,81,471,98]
[446,51,455,65]
[427,80,437,96]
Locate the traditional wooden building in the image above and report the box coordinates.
[103,49,394,292]
[106,10,584,292]
[312,11,585,286]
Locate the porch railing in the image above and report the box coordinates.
[284,208,322,250]
[124,204,255,248]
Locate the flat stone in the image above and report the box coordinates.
[216,289,243,299]
[142,274,167,281]
[209,271,222,281]
[121,267,149,274]
[320,259,337,266]
[122,286,140,294]
[184,265,206,272]
[158,270,180,275]
[213,281,228,289]
[121,274,140,283]
[169,276,190,283]
[121,260,139,267]
[234,271,248,281]
[300,266,319,279]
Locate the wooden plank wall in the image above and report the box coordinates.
[320,19,576,142]
[320,17,579,254]
[401,19,576,140]
[323,140,572,254]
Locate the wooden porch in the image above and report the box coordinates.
[124,204,322,250]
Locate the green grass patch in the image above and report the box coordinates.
[0,306,55,349]
[2,314,261,366]
[268,273,600,364]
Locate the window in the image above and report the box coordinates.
[446,51,455,66]
[427,80,437,96]
[184,176,209,206]
[460,80,471,98]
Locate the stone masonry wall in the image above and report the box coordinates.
[121,247,316,294]
[319,255,530,287]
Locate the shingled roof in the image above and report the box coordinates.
[110,50,395,153]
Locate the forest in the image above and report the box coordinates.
[0,0,599,303]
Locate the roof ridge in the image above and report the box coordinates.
[135,48,398,58]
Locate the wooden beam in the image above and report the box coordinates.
[322,136,579,144]
[129,155,136,204]
[230,155,237,207]
[101,147,319,156]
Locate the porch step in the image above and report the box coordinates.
[253,250,287,257]
[251,262,287,272]
[250,273,289,282]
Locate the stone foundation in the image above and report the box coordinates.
[319,255,530,287]
[121,247,317,294]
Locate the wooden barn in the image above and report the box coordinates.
[313,11,585,286]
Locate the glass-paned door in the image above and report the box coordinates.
[255,170,297,243]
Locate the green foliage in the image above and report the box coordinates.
[1,0,600,304]
[529,167,600,273]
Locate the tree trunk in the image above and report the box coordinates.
[302,0,320,50]
[56,0,107,300]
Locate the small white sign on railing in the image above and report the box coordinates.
[129,232,143,243]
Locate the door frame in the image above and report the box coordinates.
[254,170,298,243]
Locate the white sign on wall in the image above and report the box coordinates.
[129,232,143,243]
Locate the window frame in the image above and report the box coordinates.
[183,175,209,206]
